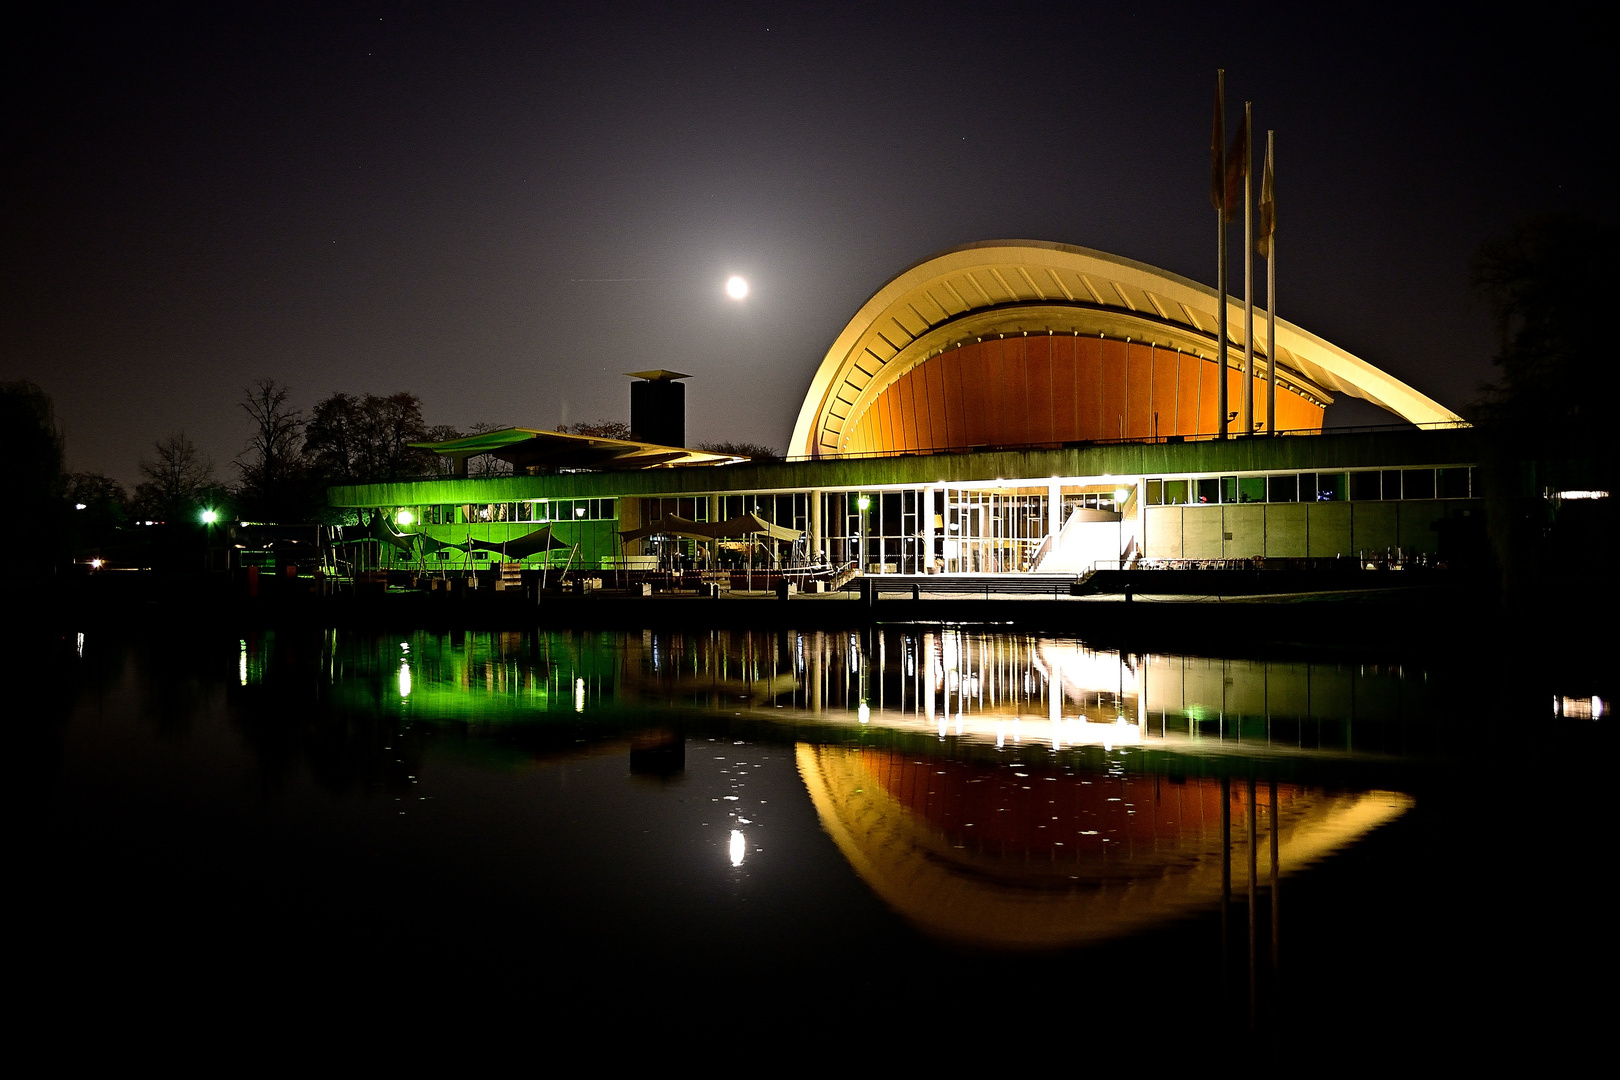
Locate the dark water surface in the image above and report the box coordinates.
[17,624,1609,1049]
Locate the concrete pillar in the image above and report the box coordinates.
[707,493,720,567]
[921,486,935,573]
[809,490,823,567]
[1048,479,1062,541]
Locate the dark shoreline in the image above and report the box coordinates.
[16,567,1597,677]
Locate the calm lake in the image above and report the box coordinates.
[18,622,1608,1043]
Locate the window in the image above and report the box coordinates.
[1163,479,1188,505]
[1403,469,1435,499]
[1222,476,1238,503]
[1313,473,1347,501]
[1267,474,1297,502]
[1146,479,1163,506]
[1196,478,1220,504]
[1439,467,1470,499]
[1349,472,1381,501]
[1381,471,1403,500]
[1238,477,1266,503]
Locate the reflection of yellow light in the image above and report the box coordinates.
[574,677,585,712]
[729,830,746,866]
[398,661,412,698]
[858,702,870,724]
[89,558,103,569]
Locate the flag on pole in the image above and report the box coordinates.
[1210,71,1226,214]
[1224,112,1249,223]
[1257,134,1275,259]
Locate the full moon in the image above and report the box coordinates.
[726,276,748,299]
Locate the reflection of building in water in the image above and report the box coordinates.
[296,627,1438,757]
[798,743,1411,949]
[630,628,1440,754]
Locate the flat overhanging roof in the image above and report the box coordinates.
[409,427,740,471]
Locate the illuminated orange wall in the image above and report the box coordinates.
[840,336,1324,454]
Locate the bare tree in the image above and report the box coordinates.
[136,432,215,521]
[699,441,781,460]
[235,379,308,518]
[556,419,631,439]
[305,391,435,482]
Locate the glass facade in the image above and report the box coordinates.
[1145,467,1475,506]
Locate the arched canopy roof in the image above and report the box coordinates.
[791,241,1462,457]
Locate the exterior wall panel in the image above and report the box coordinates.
[1352,503,1399,554]
[1264,503,1308,557]
[1145,506,1183,559]
[1307,503,1353,557]
[1223,504,1266,558]
[1183,507,1224,558]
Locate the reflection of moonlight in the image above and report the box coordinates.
[726,275,748,299]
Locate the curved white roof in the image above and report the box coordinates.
[791,240,1462,457]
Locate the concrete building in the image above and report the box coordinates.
[328,241,1481,575]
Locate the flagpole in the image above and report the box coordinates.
[1215,70,1228,442]
[1265,130,1277,437]
[1242,101,1254,438]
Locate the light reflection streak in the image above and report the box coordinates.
[729,829,746,867]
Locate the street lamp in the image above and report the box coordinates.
[201,508,217,573]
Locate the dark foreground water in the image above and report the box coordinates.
[15,623,1610,1054]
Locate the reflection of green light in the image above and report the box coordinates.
[399,661,412,698]
[201,509,218,524]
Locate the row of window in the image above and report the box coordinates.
[410,499,617,525]
[1146,467,1475,507]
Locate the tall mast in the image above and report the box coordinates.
[1214,71,1228,441]
[1242,101,1254,438]
[1264,130,1277,437]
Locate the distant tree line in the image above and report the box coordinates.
[1468,213,1617,605]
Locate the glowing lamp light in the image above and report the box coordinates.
[575,507,586,517]
[201,509,218,524]
[1115,489,1130,504]
[396,509,414,526]
[726,276,748,299]
[89,558,104,569]
[729,830,746,867]
[74,503,87,510]
[857,494,871,511]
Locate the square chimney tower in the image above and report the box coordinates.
[625,370,691,448]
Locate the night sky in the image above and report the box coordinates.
[5,3,1609,486]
